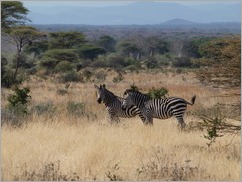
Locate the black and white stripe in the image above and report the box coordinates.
[94,84,145,123]
[121,89,196,128]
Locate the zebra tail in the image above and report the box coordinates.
[187,95,196,105]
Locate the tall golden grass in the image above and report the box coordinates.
[1,70,241,180]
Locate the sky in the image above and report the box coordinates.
[23,0,241,8]
[22,0,241,24]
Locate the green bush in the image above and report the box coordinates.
[147,87,168,99]
[54,61,73,73]
[7,87,31,114]
[3,87,31,127]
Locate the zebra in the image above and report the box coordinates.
[121,89,196,128]
[94,84,145,124]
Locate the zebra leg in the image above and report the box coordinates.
[137,113,146,124]
[175,116,186,129]
[109,115,120,124]
[145,115,153,125]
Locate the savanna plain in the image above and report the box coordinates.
[1,70,241,181]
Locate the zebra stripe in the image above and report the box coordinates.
[121,89,196,128]
[94,84,145,124]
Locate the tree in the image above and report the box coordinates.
[146,36,169,57]
[118,42,141,59]
[9,26,45,79]
[24,41,49,61]
[97,35,116,52]
[1,1,29,32]
[48,32,86,49]
[197,36,241,88]
[42,49,78,63]
[77,45,106,61]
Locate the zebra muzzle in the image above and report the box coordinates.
[97,98,102,104]
[121,105,126,110]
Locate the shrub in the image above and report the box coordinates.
[56,89,68,95]
[7,87,31,114]
[67,101,86,117]
[130,83,140,91]
[43,49,78,63]
[57,71,81,83]
[94,70,107,82]
[147,87,168,99]
[3,87,31,127]
[31,101,56,116]
[54,61,73,73]
[172,57,193,68]
[113,73,124,83]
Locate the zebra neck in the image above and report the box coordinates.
[135,95,150,108]
[103,93,117,105]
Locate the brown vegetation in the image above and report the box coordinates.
[1,70,241,181]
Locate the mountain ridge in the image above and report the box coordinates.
[26,2,241,25]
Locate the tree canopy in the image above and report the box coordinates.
[1,1,29,32]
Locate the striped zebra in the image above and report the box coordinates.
[121,89,196,128]
[94,84,145,124]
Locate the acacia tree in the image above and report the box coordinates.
[97,35,116,53]
[9,26,45,79]
[1,1,29,32]
[197,36,241,88]
[48,32,86,49]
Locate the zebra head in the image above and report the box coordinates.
[121,90,135,110]
[94,84,106,104]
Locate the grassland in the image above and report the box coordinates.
[1,69,241,181]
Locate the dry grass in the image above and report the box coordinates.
[1,70,241,181]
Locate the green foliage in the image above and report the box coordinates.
[118,41,140,58]
[38,57,59,72]
[1,56,22,88]
[6,86,31,126]
[130,84,140,91]
[8,87,31,108]
[77,45,106,61]
[202,115,225,147]
[48,31,86,49]
[97,35,116,52]
[24,41,49,60]
[54,61,73,73]
[43,49,78,63]
[147,87,168,99]
[1,1,29,31]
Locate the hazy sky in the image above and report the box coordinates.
[22,0,241,24]
[23,0,240,8]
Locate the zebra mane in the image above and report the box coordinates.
[103,87,116,97]
[125,89,150,98]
